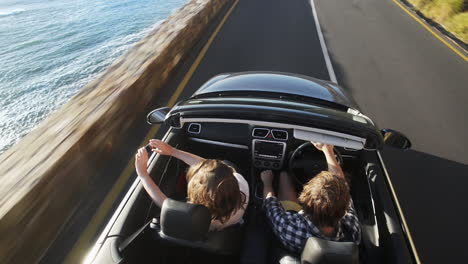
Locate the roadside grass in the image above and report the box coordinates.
[407,0,467,43]
[445,12,468,42]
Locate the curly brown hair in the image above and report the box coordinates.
[186,159,246,224]
[298,171,350,229]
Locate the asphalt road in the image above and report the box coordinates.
[42,0,467,262]
[184,0,331,89]
[313,0,468,262]
[314,0,468,165]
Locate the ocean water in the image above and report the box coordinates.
[0,0,187,154]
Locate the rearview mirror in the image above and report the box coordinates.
[381,129,411,150]
[147,107,171,125]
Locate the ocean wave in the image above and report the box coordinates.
[0,8,26,17]
[0,0,189,155]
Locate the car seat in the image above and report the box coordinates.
[153,198,243,255]
[277,237,358,264]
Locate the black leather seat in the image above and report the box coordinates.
[301,237,359,264]
[278,237,359,264]
[155,198,243,256]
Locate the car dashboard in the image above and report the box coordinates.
[183,121,362,172]
[184,122,295,169]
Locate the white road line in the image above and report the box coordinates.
[310,0,338,84]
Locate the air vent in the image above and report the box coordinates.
[252,128,269,138]
[188,123,201,134]
[272,130,288,140]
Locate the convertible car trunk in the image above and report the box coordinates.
[90,129,413,264]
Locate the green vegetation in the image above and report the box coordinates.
[408,0,467,43]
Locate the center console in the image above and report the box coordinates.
[252,139,286,169]
[251,128,289,203]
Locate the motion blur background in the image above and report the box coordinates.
[0,0,187,154]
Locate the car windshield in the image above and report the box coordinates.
[185,97,370,125]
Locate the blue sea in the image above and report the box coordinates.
[0,0,187,154]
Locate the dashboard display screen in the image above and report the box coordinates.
[255,141,284,157]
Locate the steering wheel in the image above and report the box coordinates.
[288,142,343,186]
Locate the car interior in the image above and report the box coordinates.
[91,121,414,264]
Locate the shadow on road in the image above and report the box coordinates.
[381,146,468,263]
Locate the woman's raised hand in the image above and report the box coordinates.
[135,147,149,176]
[149,139,174,156]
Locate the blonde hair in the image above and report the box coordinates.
[298,171,350,228]
[186,159,246,224]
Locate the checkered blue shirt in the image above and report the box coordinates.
[264,196,361,253]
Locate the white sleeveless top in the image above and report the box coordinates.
[209,172,249,231]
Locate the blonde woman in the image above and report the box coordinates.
[135,139,249,231]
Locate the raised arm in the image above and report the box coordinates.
[149,139,205,166]
[312,142,345,179]
[135,147,167,207]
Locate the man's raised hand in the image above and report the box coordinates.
[260,170,274,186]
[311,142,334,153]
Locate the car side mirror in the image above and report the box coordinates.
[147,107,171,125]
[381,129,411,150]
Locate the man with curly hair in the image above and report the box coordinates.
[260,142,361,253]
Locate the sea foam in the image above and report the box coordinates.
[0,8,26,16]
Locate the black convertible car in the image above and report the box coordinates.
[85,72,418,264]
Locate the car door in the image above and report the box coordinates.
[88,127,185,264]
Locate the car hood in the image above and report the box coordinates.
[192,72,359,110]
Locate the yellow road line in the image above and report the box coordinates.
[167,0,240,107]
[64,0,239,263]
[377,151,422,264]
[390,0,467,61]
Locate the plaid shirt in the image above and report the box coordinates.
[264,196,361,253]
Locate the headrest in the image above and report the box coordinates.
[160,199,211,241]
[300,237,359,264]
